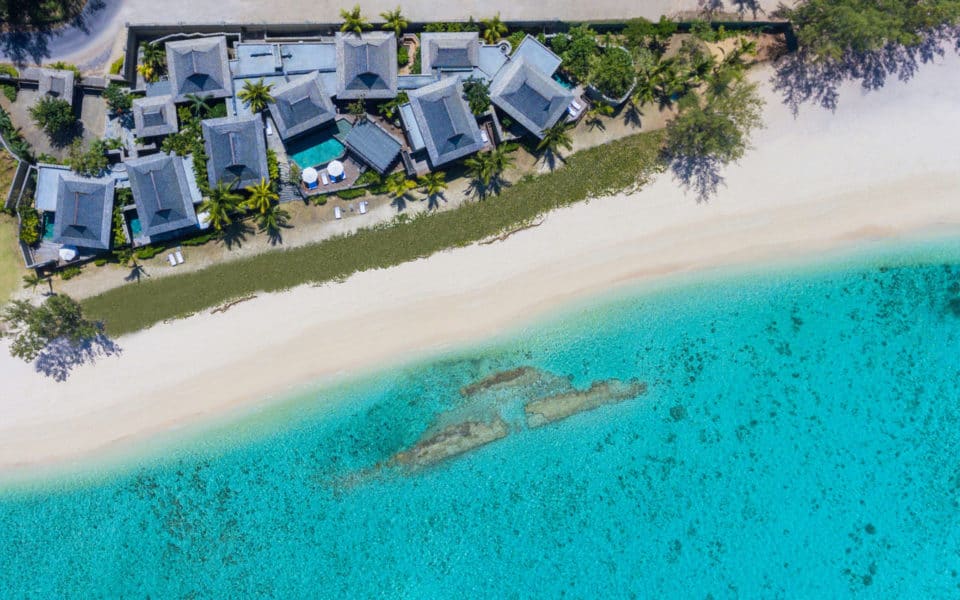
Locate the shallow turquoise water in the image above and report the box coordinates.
[3,240,960,597]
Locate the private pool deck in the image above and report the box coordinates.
[287,119,353,171]
[298,155,365,196]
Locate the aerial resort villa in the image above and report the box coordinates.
[14,19,591,271]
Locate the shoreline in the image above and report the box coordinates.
[2,56,960,478]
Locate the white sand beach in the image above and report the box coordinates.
[2,55,960,473]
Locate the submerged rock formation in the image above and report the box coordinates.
[459,366,545,397]
[392,418,509,469]
[525,379,647,428]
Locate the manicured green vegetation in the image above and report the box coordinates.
[67,138,108,176]
[0,214,22,304]
[462,76,490,115]
[59,265,81,280]
[0,106,33,161]
[103,84,133,116]
[336,188,367,200]
[109,57,125,75]
[82,131,665,335]
[29,96,75,139]
[0,66,17,102]
[17,204,40,245]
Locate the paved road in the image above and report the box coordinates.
[0,0,783,71]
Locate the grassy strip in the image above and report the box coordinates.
[83,131,666,335]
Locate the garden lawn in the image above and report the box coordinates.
[0,214,23,304]
[83,131,666,336]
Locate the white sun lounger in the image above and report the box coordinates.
[358,201,367,214]
[480,129,489,144]
[266,119,273,136]
[175,250,184,264]
[334,206,342,220]
[167,253,177,266]
[321,172,330,185]
[571,100,583,111]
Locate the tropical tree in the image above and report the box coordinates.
[377,91,409,121]
[29,96,75,138]
[537,121,573,167]
[462,76,490,115]
[418,171,447,198]
[22,273,42,293]
[67,138,108,177]
[184,93,209,118]
[1,295,99,363]
[244,178,278,214]
[138,42,166,82]
[199,182,243,232]
[238,78,274,113]
[103,84,133,116]
[340,4,372,35]
[384,172,417,200]
[380,6,407,38]
[255,204,290,241]
[481,13,508,44]
[465,146,514,196]
[348,97,367,121]
[585,101,613,129]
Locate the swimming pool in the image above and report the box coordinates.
[42,213,55,240]
[129,217,142,236]
[286,121,351,169]
[553,73,574,89]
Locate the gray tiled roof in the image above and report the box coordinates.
[406,77,484,167]
[132,95,179,138]
[343,119,402,174]
[420,33,480,73]
[335,32,398,100]
[126,153,199,239]
[52,173,114,251]
[490,58,574,138]
[166,36,233,102]
[37,68,75,106]
[268,72,336,140]
[202,114,269,189]
[512,35,563,77]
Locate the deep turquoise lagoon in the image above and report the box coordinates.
[2,239,960,598]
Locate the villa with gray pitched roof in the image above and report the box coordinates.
[335,32,398,100]
[403,77,485,169]
[37,68,75,106]
[166,36,233,102]
[489,57,574,139]
[268,72,336,140]
[126,153,203,245]
[420,32,481,75]
[202,114,269,189]
[132,95,179,138]
[51,173,114,251]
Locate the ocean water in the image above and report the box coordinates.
[2,239,960,598]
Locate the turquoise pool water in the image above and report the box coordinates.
[2,239,960,597]
[129,217,142,236]
[287,124,348,169]
[42,214,54,240]
[553,73,574,89]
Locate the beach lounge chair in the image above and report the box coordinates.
[175,249,184,264]
[321,172,330,186]
[480,129,489,144]
[334,206,342,220]
[167,253,177,266]
[571,100,583,111]
[266,119,273,136]
[359,201,367,215]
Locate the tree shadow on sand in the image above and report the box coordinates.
[665,153,725,203]
[772,27,960,115]
[34,330,122,382]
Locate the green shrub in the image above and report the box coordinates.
[0,64,18,78]
[48,61,82,80]
[134,245,165,260]
[29,96,76,137]
[67,138,108,176]
[207,101,228,119]
[266,148,280,183]
[103,84,133,115]
[336,188,367,200]
[355,170,382,186]
[59,265,82,280]
[94,258,108,267]
[589,47,635,99]
[411,44,421,73]
[180,232,215,246]
[312,196,328,206]
[18,205,41,245]
[507,31,526,54]
[109,57,124,75]
[397,45,409,67]
[1,83,16,101]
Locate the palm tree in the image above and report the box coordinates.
[200,182,243,232]
[141,42,166,70]
[22,273,42,293]
[256,204,290,241]
[340,4,371,35]
[538,122,573,156]
[418,171,447,198]
[488,145,515,179]
[238,78,274,114]
[465,147,513,196]
[384,172,416,200]
[481,13,508,45]
[244,178,278,214]
[585,102,613,130]
[184,93,209,118]
[380,6,407,38]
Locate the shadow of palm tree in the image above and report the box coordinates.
[427,192,446,210]
[221,220,255,249]
[123,261,149,283]
[622,104,643,128]
[391,196,408,211]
